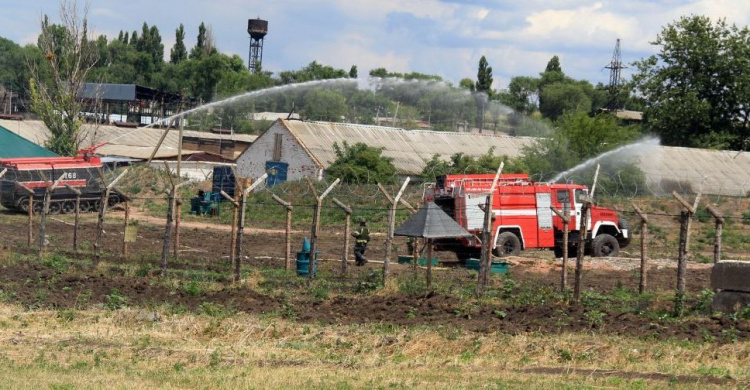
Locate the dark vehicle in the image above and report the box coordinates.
[0,149,127,214]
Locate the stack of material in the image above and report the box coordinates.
[712,261,750,312]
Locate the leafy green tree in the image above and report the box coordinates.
[458,78,474,90]
[29,5,98,156]
[300,89,347,121]
[327,142,396,184]
[519,111,641,180]
[545,55,562,72]
[279,61,347,84]
[170,24,188,64]
[632,15,750,149]
[475,55,493,96]
[539,82,592,121]
[500,76,539,115]
[189,22,210,60]
[421,147,526,179]
[349,65,357,78]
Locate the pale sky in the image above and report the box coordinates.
[2,0,750,89]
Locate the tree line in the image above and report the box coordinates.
[0,7,747,184]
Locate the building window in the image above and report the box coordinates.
[273,134,282,161]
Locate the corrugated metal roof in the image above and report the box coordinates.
[78,83,136,101]
[281,120,536,175]
[0,119,250,160]
[633,145,750,197]
[0,125,58,158]
[394,202,473,238]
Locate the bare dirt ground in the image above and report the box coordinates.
[0,207,745,344]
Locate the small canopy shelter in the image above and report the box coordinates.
[394,202,472,287]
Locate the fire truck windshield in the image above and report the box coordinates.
[574,189,588,203]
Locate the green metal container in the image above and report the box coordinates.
[465,258,509,274]
[397,256,439,266]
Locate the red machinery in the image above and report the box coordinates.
[0,143,126,213]
[426,174,630,260]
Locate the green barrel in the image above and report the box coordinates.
[296,251,318,276]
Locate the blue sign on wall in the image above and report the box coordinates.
[265,161,288,187]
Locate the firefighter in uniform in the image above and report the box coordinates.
[352,218,370,266]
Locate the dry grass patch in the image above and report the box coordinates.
[0,303,747,389]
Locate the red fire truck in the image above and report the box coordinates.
[426,174,630,260]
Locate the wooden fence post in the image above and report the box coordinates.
[378,178,410,286]
[230,190,239,263]
[672,191,701,316]
[476,162,504,297]
[234,174,268,283]
[160,181,188,277]
[174,199,182,259]
[38,174,65,258]
[64,184,82,252]
[93,169,129,269]
[332,197,352,275]
[632,203,649,294]
[16,183,35,247]
[551,206,570,292]
[271,194,294,271]
[161,189,175,276]
[706,204,724,264]
[220,189,241,266]
[426,238,434,289]
[123,200,130,256]
[306,178,340,280]
[573,200,591,304]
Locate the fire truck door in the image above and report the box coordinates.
[573,189,591,231]
[464,193,489,230]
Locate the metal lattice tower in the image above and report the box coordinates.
[605,38,625,111]
[247,18,268,74]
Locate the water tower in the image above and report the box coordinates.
[247,18,268,74]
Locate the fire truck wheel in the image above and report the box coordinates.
[592,234,619,257]
[49,202,62,214]
[495,232,521,257]
[61,201,76,214]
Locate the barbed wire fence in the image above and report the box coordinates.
[1,164,749,304]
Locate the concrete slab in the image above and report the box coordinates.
[712,290,750,313]
[711,260,750,292]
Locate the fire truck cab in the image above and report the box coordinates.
[427,174,630,261]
